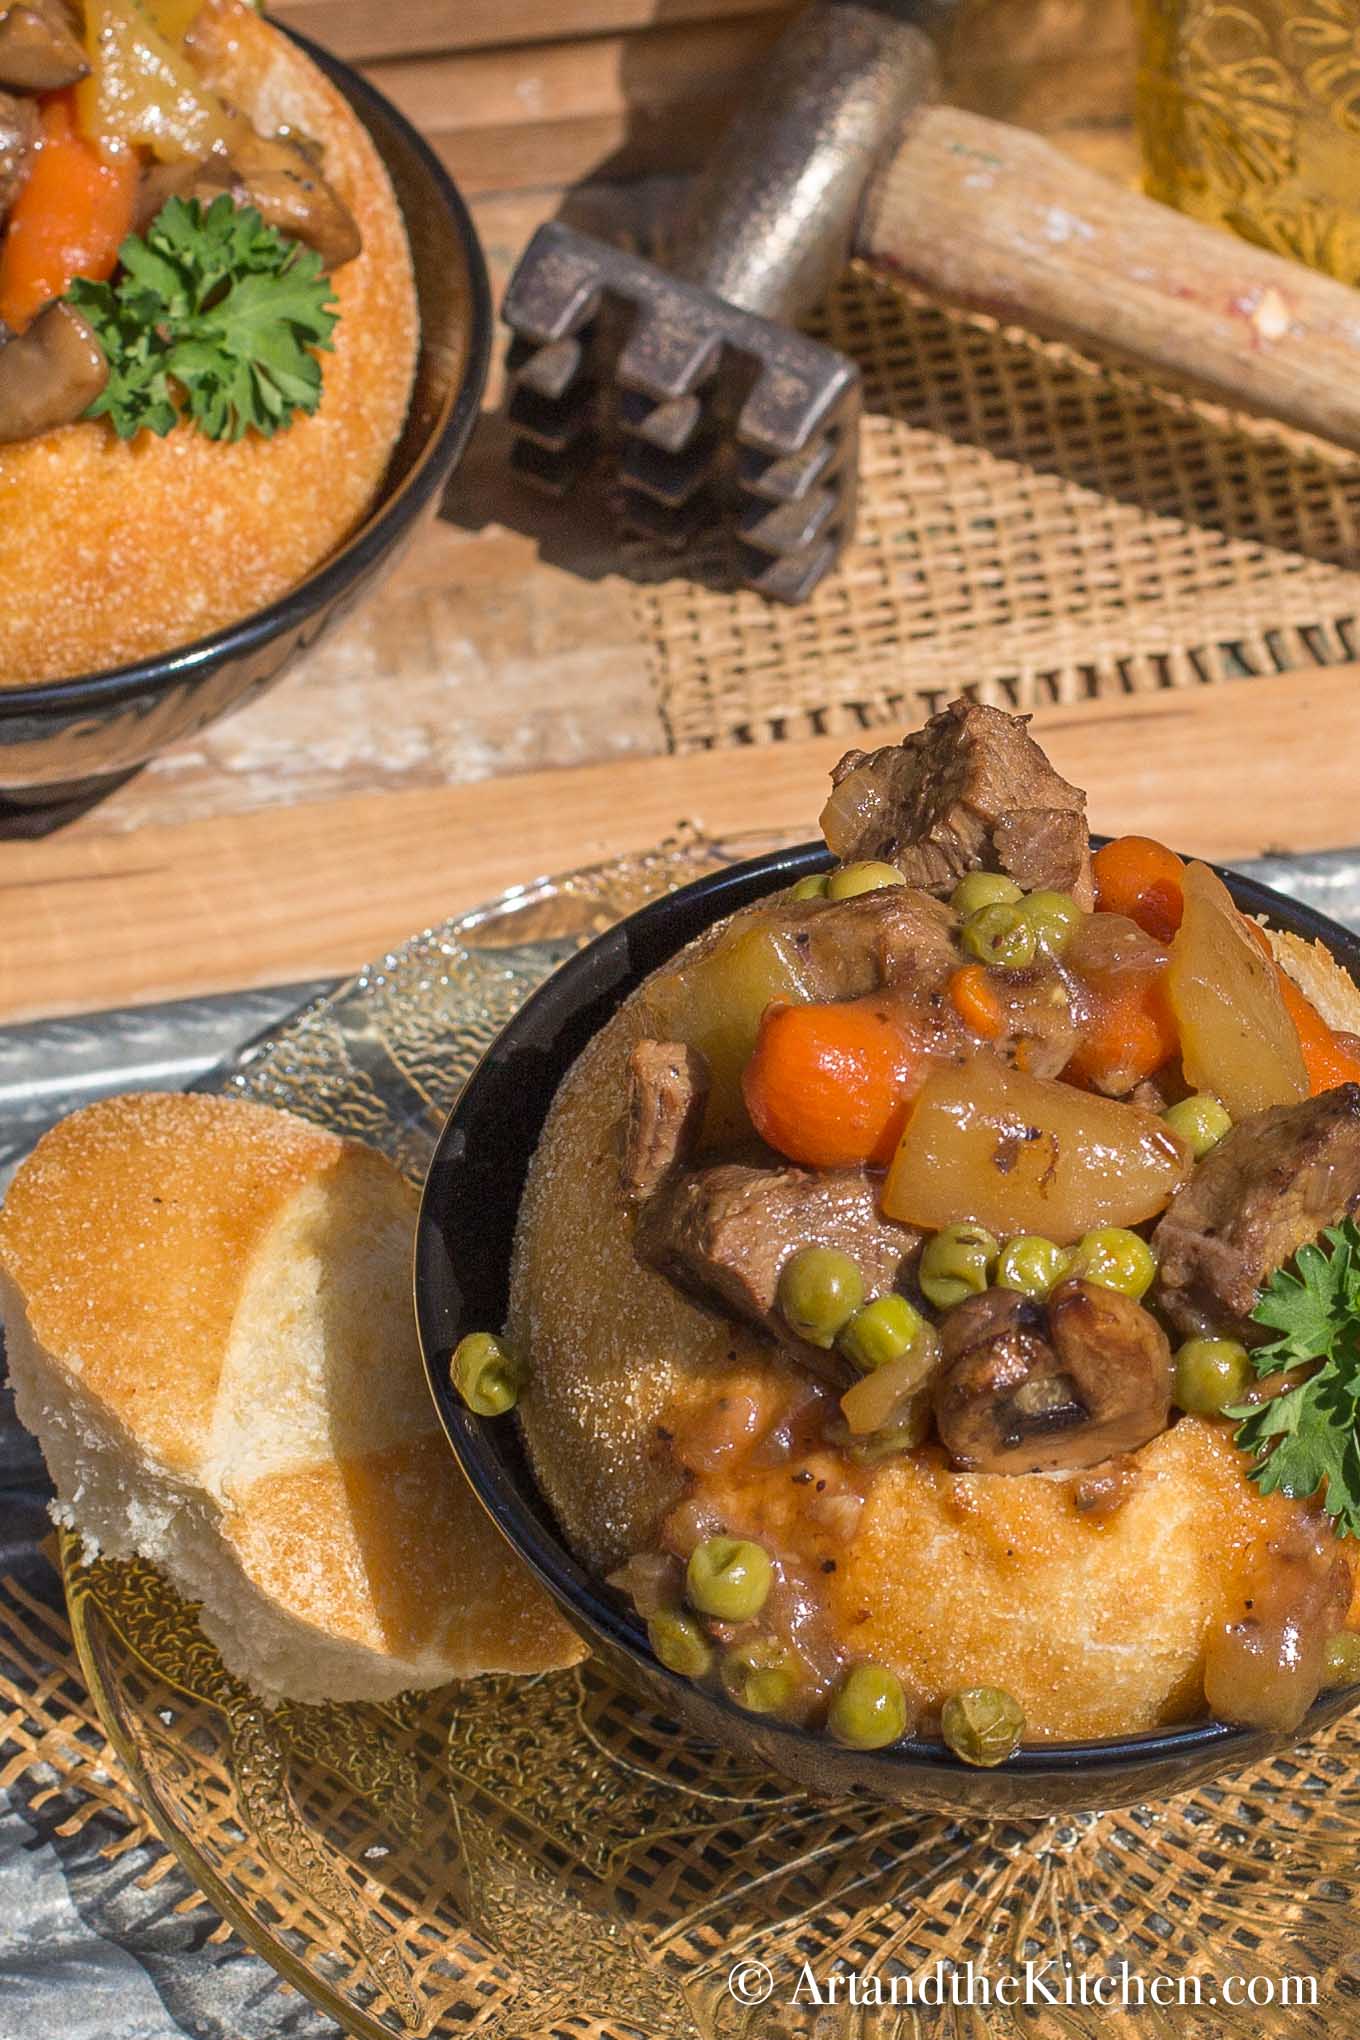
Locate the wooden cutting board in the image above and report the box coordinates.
[4,669,1357,1026]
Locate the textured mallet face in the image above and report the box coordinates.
[503,222,860,604]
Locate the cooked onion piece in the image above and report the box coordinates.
[643,922,818,1144]
[80,0,240,159]
[882,1052,1191,1243]
[1167,861,1307,1119]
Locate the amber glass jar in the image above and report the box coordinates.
[1137,0,1360,281]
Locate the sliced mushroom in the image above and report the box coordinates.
[134,127,362,271]
[932,1278,1172,1473]
[0,84,36,222]
[0,300,107,445]
[0,0,89,90]
[228,128,361,270]
[134,148,236,233]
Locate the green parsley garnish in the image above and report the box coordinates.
[67,194,339,444]
[1229,1218,1360,1536]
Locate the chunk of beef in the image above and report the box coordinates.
[820,700,1093,905]
[635,1163,922,1347]
[644,886,960,1039]
[0,0,87,91]
[761,886,959,999]
[933,1278,1172,1473]
[1152,1085,1360,1341]
[622,1040,709,1201]
[0,86,35,222]
[992,806,1090,900]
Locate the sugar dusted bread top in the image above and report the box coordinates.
[0,1092,582,1698]
[0,1092,345,1476]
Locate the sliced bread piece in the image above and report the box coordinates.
[0,1092,582,1703]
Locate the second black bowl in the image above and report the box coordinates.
[415,844,1360,1817]
[0,31,491,820]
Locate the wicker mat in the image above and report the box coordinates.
[0,1556,224,1923]
[635,265,1360,751]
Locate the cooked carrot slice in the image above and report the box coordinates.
[1092,835,1186,943]
[1065,966,1178,1093]
[948,963,1006,1040]
[742,996,926,1169]
[0,91,136,332]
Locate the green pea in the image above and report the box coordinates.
[1023,888,1083,958]
[647,1608,713,1679]
[685,1536,773,1621]
[1066,1226,1156,1300]
[827,860,907,900]
[919,1222,999,1310]
[777,1246,865,1349]
[961,901,1037,971]
[789,871,830,901]
[950,871,1023,920]
[995,1235,1069,1299]
[838,1293,928,1373]
[846,1409,932,1463]
[451,1332,526,1416]
[1163,1093,1233,1160]
[941,1686,1025,1767]
[720,1637,796,1715]
[1323,1631,1360,1688]
[827,1663,910,1749]
[1173,1337,1252,1416]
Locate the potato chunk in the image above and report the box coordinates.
[883,1052,1190,1243]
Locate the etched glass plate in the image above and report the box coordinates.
[64,833,1360,2040]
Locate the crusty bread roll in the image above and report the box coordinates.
[0,0,418,685]
[510,916,1360,1741]
[1269,924,1360,1033]
[0,1092,582,1703]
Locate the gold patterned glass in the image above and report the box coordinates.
[1137,0,1360,280]
[64,837,1360,2038]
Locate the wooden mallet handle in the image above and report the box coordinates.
[860,105,1360,452]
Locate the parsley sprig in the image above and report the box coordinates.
[1229,1219,1360,1536]
[67,194,339,444]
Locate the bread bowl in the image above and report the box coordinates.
[0,0,417,686]
[421,701,1360,1805]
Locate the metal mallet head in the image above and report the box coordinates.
[501,1,948,603]
[504,227,860,603]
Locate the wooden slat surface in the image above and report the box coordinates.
[270,0,789,62]
[6,671,1358,1026]
[270,0,1135,197]
[362,15,788,193]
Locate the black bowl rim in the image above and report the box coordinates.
[3,27,493,717]
[416,841,1360,1783]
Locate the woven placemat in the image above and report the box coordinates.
[635,266,1360,751]
[0,1557,197,1904]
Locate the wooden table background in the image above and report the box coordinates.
[7,0,1360,1026]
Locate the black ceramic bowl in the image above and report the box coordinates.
[415,844,1360,1817]
[0,30,491,821]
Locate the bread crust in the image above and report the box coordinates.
[0,0,418,685]
[0,1090,343,1475]
[1269,924,1360,1034]
[0,1092,583,1700]
[511,913,1360,1739]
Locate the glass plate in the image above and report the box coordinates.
[63,833,1360,2040]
